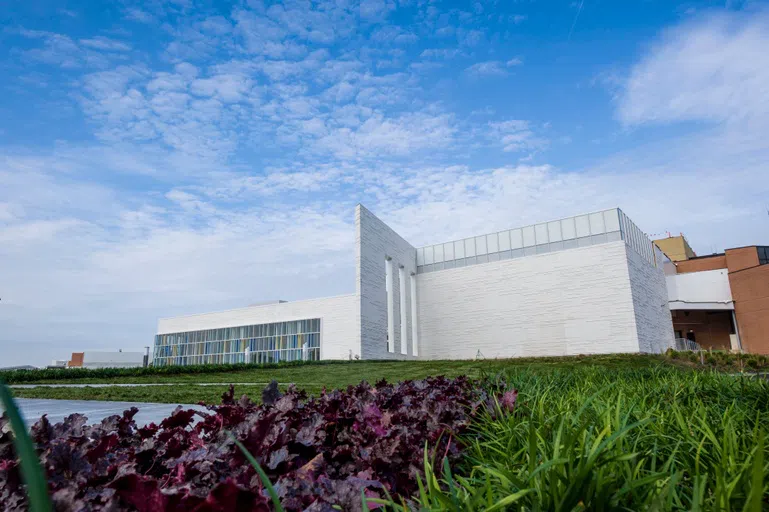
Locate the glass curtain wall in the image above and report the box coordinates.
[154,318,321,366]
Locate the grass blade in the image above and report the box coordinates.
[227,432,284,512]
[0,382,52,512]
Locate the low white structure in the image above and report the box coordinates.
[154,205,674,365]
[666,269,734,311]
[79,351,145,369]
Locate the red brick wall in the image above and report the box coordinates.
[676,255,727,274]
[725,247,759,272]
[68,352,84,367]
[729,264,769,354]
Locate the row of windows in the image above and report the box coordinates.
[154,347,320,367]
[154,318,321,366]
[154,333,320,358]
[619,209,657,267]
[417,209,622,266]
[418,232,622,274]
[759,246,769,265]
[156,319,321,346]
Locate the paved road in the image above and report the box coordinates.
[3,398,208,427]
[10,382,308,388]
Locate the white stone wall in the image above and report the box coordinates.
[355,205,418,360]
[157,294,359,360]
[625,245,676,353]
[416,241,642,360]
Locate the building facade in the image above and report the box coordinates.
[154,205,675,365]
[653,235,696,262]
[659,243,769,354]
[66,350,147,369]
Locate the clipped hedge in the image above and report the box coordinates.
[0,359,369,384]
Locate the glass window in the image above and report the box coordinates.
[522,226,536,247]
[454,240,465,259]
[434,243,445,263]
[759,246,769,265]
[534,223,549,245]
[444,242,454,261]
[510,229,523,249]
[575,215,591,238]
[498,230,511,251]
[547,221,562,242]
[465,238,476,257]
[603,209,621,232]
[487,233,499,253]
[561,217,576,240]
[475,235,488,255]
[416,247,425,266]
[424,245,434,265]
[589,212,606,234]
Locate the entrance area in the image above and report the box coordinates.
[671,310,739,351]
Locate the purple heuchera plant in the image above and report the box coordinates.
[0,376,510,511]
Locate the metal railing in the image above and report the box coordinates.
[674,338,702,352]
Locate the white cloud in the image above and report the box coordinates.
[190,73,255,103]
[79,36,132,52]
[488,120,548,153]
[465,60,508,76]
[124,8,156,24]
[506,57,523,67]
[19,30,133,68]
[420,48,462,59]
[617,10,769,126]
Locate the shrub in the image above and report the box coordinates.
[0,377,504,511]
[0,360,352,384]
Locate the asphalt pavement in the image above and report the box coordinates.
[3,398,207,427]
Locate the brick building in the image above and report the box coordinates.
[655,235,769,354]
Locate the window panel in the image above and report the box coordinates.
[433,243,445,263]
[547,221,562,242]
[522,226,536,247]
[534,223,549,245]
[498,230,512,251]
[589,212,606,234]
[424,245,434,264]
[475,235,488,255]
[510,229,523,249]
[487,233,499,253]
[465,238,476,257]
[416,247,425,266]
[561,217,576,240]
[575,215,591,238]
[603,209,621,232]
[444,242,455,261]
[454,240,465,259]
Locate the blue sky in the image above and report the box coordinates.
[1,0,768,366]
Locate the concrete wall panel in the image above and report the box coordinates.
[356,205,418,359]
[416,241,642,360]
[626,244,676,353]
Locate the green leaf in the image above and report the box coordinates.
[0,381,52,512]
[227,432,284,512]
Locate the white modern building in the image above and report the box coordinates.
[62,350,148,369]
[154,205,674,365]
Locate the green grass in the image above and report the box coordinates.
[6,355,769,509]
[386,366,769,510]
[10,354,673,403]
